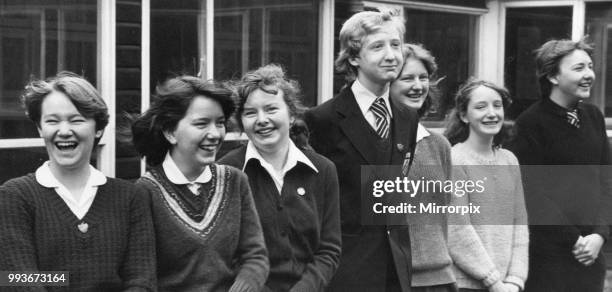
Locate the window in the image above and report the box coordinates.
[0,0,98,184]
[585,2,612,118]
[404,8,477,121]
[0,0,97,139]
[150,0,202,88]
[214,0,320,107]
[503,6,572,120]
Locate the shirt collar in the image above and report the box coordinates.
[162,152,212,185]
[244,140,318,173]
[543,98,583,118]
[415,123,431,143]
[351,79,393,118]
[36,161,107,188]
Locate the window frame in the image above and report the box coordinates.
[0,0,116,176]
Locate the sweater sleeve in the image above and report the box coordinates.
[289,162,342,292]
[447,166,501,287]
[232,171,269,292]
[504,162,529,290]
[0,182,48,292]
[121,183,157,292]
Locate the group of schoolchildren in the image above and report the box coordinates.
[1,9,610,292]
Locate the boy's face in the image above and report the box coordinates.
[349,22,403,86]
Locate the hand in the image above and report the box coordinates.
[504,283,520,292]
[573,234,604,266]
[488,281,509,292]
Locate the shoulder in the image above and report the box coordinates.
[217,145,247,169]
[214,163,249,186]
[306,98,337,125]
[421,131,451,150]
[497,148,520,165]
[102,177,144,201]
[1,174,37,190]
[0,174,39,202]
[515,101,544,125]
[450,143,471,165]
[301,149,337,173]
[105,176,137,189]
[581,102,605,123]
[306,87,352,120]
[393,101,419,120]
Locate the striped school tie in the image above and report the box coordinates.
[567,108,580,128]
[370,97,390,139]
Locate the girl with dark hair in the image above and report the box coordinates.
[390,43,457,292]
[507,39,611,292]
[0,72,156,291]
[132,76,269,292]
[444,78,528,292]
[219,64,341,291]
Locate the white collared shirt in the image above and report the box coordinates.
[351,79,393,130]
[162,153,212,195]
[415,123,431,143]
[244,140,318,193]
[35,161,107,220]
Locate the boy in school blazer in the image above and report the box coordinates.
[305,10,418,292]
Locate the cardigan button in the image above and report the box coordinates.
[277,205,283,211]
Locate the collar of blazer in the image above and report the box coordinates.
[333,85,416,164]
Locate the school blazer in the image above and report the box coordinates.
[305,84,419,292]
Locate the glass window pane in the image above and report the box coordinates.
[150,0,201,88]
[504,6,572,120]
[214,0,319,107]
[0,0,97,139]
[404,8,477,121]
[586,2,612,118]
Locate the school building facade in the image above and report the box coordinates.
[1,0,612,183]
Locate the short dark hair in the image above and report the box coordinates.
[131,76,235,166]
[534,38,594,99]
[22,71,109,132]
[444,78,512,147]
[234,64,305,131]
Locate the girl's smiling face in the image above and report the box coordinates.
[38,91,102,171]
[461,85,505,139]
[241,88,293,154]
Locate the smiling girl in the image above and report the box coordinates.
[219,64,341,292]
[508,39,611,292]
[0,72,156,291]
[132,76,268,292]
[445,79,528,292]
[390,43,457,292]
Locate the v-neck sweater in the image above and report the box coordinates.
[136,164,269,292]
[0,174,156,291]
